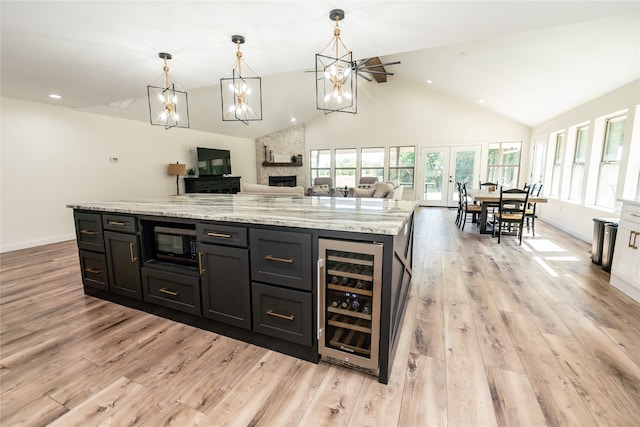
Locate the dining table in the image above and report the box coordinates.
[469,188,548,234]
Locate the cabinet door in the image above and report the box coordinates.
[105,231,142,299]
[201,244,251,329]
[611,222,639,287]
[78,250,108,291]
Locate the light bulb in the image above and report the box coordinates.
[174,113,180,121]
[160,112,167,120]
[246,88,252,95]
[324,93,331,102]
[344,66,351,77]
[229,105,236,112]
[330,64,337,76]
[228,83,235,91]
[337,95,342,103]
[344,92,352,100]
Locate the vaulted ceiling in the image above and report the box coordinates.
[1,1,638,139]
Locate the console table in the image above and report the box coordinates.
[184,176,241,194]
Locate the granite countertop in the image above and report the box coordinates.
[67,194,417,235]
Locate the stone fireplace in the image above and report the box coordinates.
[255,124,306,188]
[269,175,297,187]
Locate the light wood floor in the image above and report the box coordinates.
[2,207,640,426]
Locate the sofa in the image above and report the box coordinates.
[351,179,404,200]
[241,183,305,196]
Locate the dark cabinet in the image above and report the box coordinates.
[74,212,104,252]
[184,176,241,194]
[78,250,109,291]
[105,230,142,299]
[200,242,251,330]
[250,228,312,291]
[141,267,201,316]
[252,282,312,346]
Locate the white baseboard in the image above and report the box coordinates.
[0,234,76,253]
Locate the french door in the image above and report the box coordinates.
[418,145,481,207]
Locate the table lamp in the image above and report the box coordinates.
[167,162,186,195]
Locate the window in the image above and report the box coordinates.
[550,133,565,197]
[335,148,357,188]
[389,146,415,189]
[360,147,385,181]
[569,126,589,202]
[310,149,331,180]
[596,115,626,208]
[487,142,521,188]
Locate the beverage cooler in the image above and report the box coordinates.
[318,238,383,375]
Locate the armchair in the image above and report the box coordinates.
[349,176,380,197]
[306,177,335,196]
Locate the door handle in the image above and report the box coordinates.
[317,257,325,340]
[129,242,137,263]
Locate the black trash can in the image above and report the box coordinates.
[602,222,618,272]
[592,217,618,265]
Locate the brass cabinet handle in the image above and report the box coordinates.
[266,309,294,321]
[129,242,137,263]
[633,231,639,250]
[207,232,232,238]
[80,230,98,235]
[159,288,179,296]
[107,220,126,226]
[198,252,206,276]
[84,267,101,274]
[629,231,636,249]
[264,255,294,264]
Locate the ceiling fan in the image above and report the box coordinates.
[354,57,401,83]
[307,56,401,83]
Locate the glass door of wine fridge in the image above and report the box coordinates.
[318,239,383,374]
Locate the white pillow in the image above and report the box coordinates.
[357,183,375,189]
[313,184,330,191]
[354,187,376,198]
[373,182,395,198]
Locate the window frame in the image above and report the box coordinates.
[486,141,522,188]
[309,149,332,181]
[388,145,415,189]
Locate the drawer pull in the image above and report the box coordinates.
[264,255,294,264]
[80,230,98,235]
[129,242,137,263]
[633,231,639,250]
[266,309,295,321]
[630,213,640,218]
[629,231,636,248]
[84,267,101,274]
[207,232,232,238]
[198,251,206,275]
[107,220,127,226]
[159,288,179,296]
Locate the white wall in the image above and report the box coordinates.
[305,78,532,199]
[0,97,256,252]
[530,80,640,241]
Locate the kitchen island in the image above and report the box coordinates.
[68,194,415,383]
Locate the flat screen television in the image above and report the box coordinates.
[197,147,232,177]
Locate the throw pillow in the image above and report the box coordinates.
[373,182,395,198]
[314,184,330,192]
[357,183,375,189]
[354,187,376,198]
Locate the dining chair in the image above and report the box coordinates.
[460,182,482,231]
[525,183,543,237]
[492,187,529,244]
[455,182,464,227]
[479,181,499,218]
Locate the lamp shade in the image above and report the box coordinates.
[168,163,186,176]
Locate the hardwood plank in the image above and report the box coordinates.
[485,366,547,426]
[398,353,447,427]
[0,394,67,426]
[297,364,367,426]
[544,331,640,425]
[502,311,600,426]
[199,351,298,426]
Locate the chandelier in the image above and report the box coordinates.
[220,35,262,124]
[315,9,356,114]
[147,52,190,130]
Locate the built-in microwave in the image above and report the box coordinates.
[154,226,198,266]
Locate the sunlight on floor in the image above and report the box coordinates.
[524,239,567,253]
[533,256,559,277]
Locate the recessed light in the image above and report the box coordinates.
[477,98,485,104]
[48,94,62,99]
[291,117,296,122]
[426,80,433,84]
